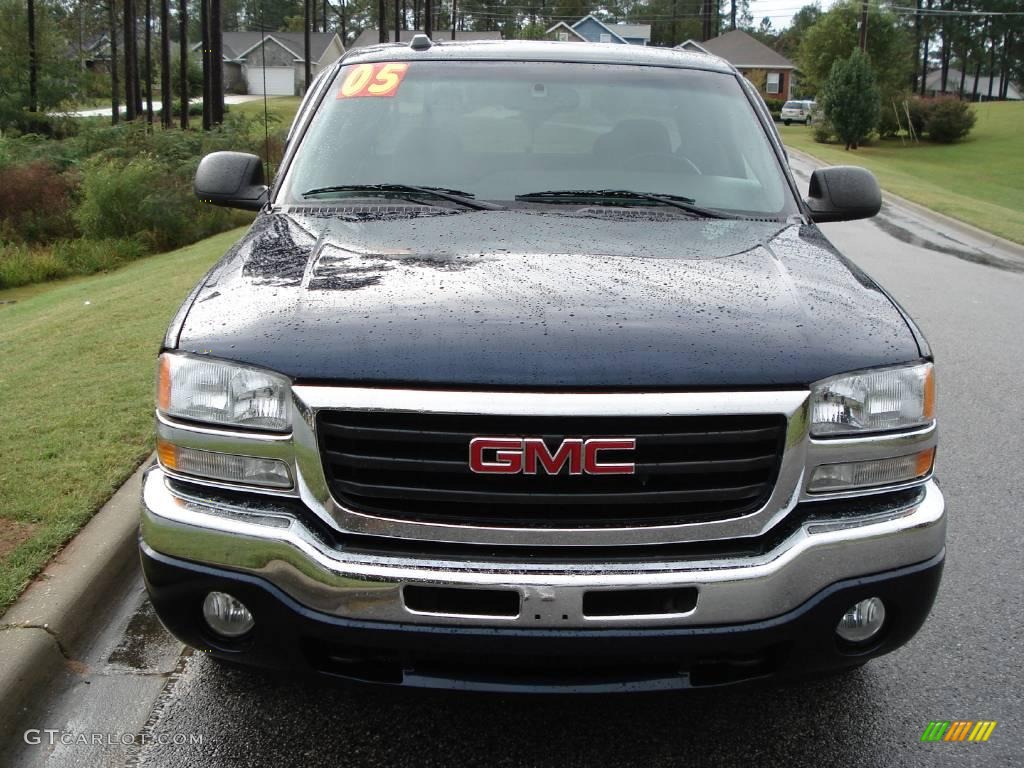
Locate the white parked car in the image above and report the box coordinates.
[781,100,816,125]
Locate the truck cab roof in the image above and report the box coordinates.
[339,39,736,75]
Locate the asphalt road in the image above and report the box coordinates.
[11,156,1024,767]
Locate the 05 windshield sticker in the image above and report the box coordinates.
[337,63,410,99]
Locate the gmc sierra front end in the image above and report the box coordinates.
[140,40,944,692]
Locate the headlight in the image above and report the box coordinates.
[810,362,934,437]
[157,353,291,432]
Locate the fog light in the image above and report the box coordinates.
[836,597,885,644]
[202,591,255,638]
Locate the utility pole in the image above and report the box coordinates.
[109,0,120,124]
[200,0,210,129]
[986,24,996,100]
[160,0,171,127]
[858,0,868,52]
[210,0,223,124]
[395,0,400,41]
[379,0,386,41]
[920,0,932,95]
[730,0,736,31]
[125,0,138,120]
[145,0,153,125]
[178,0,189,129]
[424,0,432,38]
[305,0,313,89]
[913,0,922,91]
[451,0,456,38]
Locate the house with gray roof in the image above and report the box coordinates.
[924,68,1020,101]
[677,30,795,100]
[195,31,345,96]
[544,15,651,46]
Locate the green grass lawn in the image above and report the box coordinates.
[232,96,302,128]
[0,228,245,615]
[779,101,1024,245]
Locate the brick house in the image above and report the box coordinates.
[676,30,796,100]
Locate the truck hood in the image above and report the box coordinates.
[172,208,921,388]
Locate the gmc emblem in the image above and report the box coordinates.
[469,437,637,475]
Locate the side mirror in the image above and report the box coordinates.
[804,166,881,223]
[194,151,269,211]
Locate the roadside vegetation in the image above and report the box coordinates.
[0,109,289,290]
[781,101,1024,245]
[0,228,245,614]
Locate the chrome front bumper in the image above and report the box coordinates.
[141,467,945,629]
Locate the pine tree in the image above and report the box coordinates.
[821,48,880,150]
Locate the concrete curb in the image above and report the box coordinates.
[786,146,1024,261]
[0,456,152,744]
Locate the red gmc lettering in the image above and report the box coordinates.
[584,438,636,474]
[468,438,523,473]
[524,438,584,475]
[469,437,635,475]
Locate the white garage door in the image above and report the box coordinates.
[246,67,294,96]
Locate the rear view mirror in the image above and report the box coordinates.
[194,151,269,211]
[804,166,881,223]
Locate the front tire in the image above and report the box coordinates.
[783,120,791,126]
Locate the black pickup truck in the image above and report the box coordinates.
[141,39,944,692]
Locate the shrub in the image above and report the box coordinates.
[171,57,205,101]
[74,155,238,251]
[924,98,977,143]
[877,99,904,138]
[0,237,147,289]
[51,237,147,274]
[3,111,79,139]
[820,48,881,149]
[0,108,270,288]
[813,115,837,144]
[763,97,786,121]
[0,242,70,287]
[0,161,79,243]
[905,97,930,137]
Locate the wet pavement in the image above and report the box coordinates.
[8,160,1024,766]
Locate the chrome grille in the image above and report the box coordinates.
[316,411,786,528]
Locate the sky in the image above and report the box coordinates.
[749,0,838,29]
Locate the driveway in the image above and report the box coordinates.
[64,94,266,118]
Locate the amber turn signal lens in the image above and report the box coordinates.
[915,447,936,477]
[156,438,178,470]
[922,366,936,422]
[157,354,171,412]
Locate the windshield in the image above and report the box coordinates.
[783,101,802,109]
[281,61,796,217]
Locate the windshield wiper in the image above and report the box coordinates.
[514,189,735,219]
[301,184,504,211]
